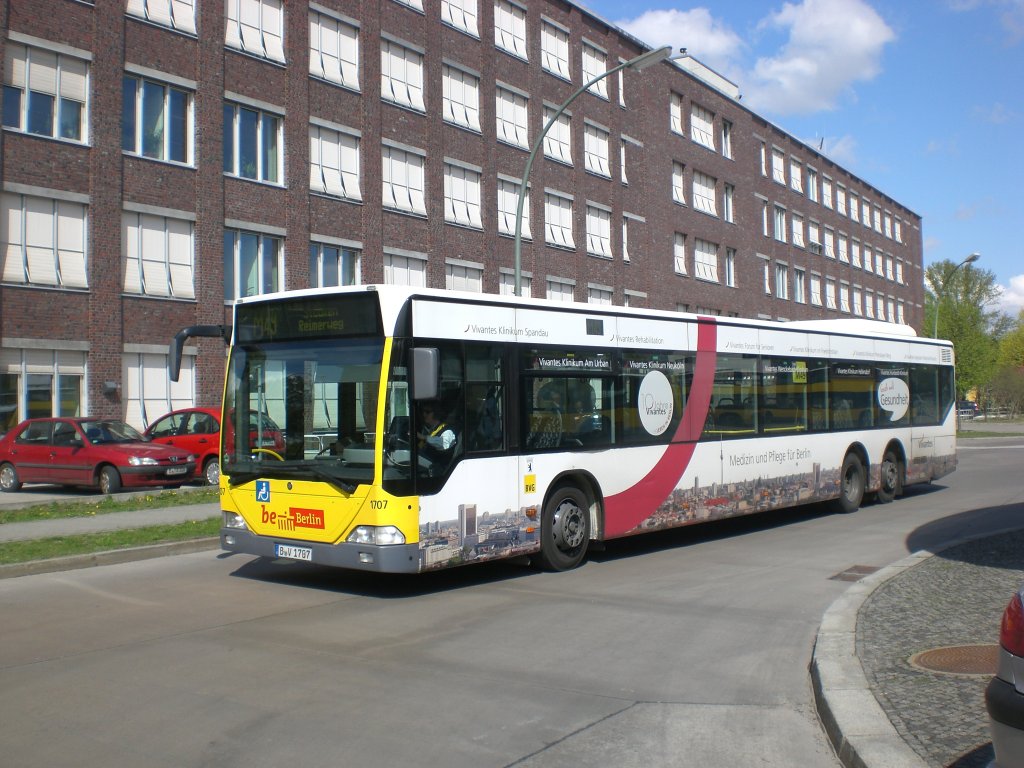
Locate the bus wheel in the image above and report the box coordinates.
[537,485,591,571]
[876,450,903,504]
[833,453,865,514]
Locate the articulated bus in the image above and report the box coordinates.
[171,285,956,573]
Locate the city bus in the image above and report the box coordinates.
[170,285,956,573]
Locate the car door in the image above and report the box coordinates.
[10,421,54,483]
[183,411,219,465]
[49,420,90,485]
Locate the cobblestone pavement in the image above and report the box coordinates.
[857,529,1024,767]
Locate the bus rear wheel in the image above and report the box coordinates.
[536,485,590,571]
[876,449,903,504]
[833,452,865,514]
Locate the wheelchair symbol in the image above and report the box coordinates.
[256,481,270,502]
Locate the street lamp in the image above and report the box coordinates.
[512,45,680,296]
[932,252,980,338]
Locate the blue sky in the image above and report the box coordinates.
[579,0,1024,318]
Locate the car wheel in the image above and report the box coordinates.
[203,457,220,486]
[535,484,591,571]
[876,449,902,504]
[833,452,865,514]
[99,466,122,495]
[0,462,22,492]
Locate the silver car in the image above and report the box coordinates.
[987,584,1024,766]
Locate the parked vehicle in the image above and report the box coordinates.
[144,407,286,485]
[957,400,979,418]
[987,583,1024,767]
[0,417,196,493]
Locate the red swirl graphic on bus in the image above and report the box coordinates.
[603,319,718,537]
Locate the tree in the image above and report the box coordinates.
[996,311,1024,370]
[923,260,1005,397]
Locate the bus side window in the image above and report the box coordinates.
[465,345,504,452]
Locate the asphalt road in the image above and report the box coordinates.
[1,435,1023,768]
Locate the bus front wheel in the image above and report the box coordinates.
[876,450,903,504]
[536,485,591,571]
[834,453,865,514]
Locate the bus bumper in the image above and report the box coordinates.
[220,528,421,573]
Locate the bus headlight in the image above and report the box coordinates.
[223,511,248,529]
[346,525,406,545]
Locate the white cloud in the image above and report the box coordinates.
[998,274,1024,316]
[615,8,746,78]
[744,0,896,114]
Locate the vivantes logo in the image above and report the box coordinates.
[261,505,326,531]
[637,369,674,436]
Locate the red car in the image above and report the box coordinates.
[144,407,286,485]
[0,417,196,494]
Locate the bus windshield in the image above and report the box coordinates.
[222,337,384,492]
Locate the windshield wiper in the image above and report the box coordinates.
[225,463,357,495]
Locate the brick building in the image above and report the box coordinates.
[0,0,924,431]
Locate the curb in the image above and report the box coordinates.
[811,550,932,768]
[0,537,221,580]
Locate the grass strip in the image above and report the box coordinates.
[0,518,221,565]
[0,487,218,525]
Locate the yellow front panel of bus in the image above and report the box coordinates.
[223,481,419,544]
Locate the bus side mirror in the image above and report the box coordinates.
[412,347,440,401]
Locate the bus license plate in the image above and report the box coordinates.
[166,466,187,475]
[275,544,312,561]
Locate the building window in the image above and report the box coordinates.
[862,244,872,272]
[896,260,904,284]
[790,160,803,193]
[384,252,426,286]
[875,250,885,276]
[725,248,736,287]
[499,270,531,296]
[543,107,572,164]
[673,233,687,275]
[692,172,717,216]
[122,211,194,298]
[584,123,610,177]
[810,274,822,306]
[223,102,282,183]
[851,240,861,269]
[541,21,570,79]
[723,184,735,223]
[885,254,894,281]
[121,75,192,164]
[721,120,733,159]
[446,261,483,292]
[444,163,483,229]
[840,282,851,313]
[1,192,87,289]
[771,148,785,185]
[837,233,848,263]
[807,169,818,202]
[825,278,837,310]
[0,348,86,431]
[836,186,847,216]
[497,177,530,238]
[225,0,285,63]
[822,178,833,209]
[621,217,631,262]
[773,206,786,242]
[852,286,863,316]
[791,214,804,247]
[897,300,905,324]
[309,124,361,200]
[670,93,684,135]
[442,0,479,37]
[310,242,358,287]
[544,192,574,249]
[762,258,771,294]
[395,0,424,12]
[884,213,893,239]
[127,0,197,33]
[382,145,426,215]
[381,40,425,112]
[761,199,770,236]
[694,239,719,283]
[808,222,820,252]
[582,43,607,98]
[690,104,714,150]
[546,278,574,302]
[494,0,527,59]
[3,43,88,143]
[309,11,359,90]
[495,86,528,148]
[864,291,874,319]
[585,204,611,258]
[848,194,859,223]
[442,65,480,131]
[774,263,788,299]
[224,229,281,300]
[794,268,806,304]
[588,285,612,305]
[620,138,628,184]
[672,162,686,205]
[894,220,902,243]
[873,206,882,233]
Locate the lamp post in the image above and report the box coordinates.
[932,252,980,338]
[512,45,679,296]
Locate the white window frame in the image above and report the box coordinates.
[694,238,719,283]
[310,240,359,287]
[587,284,612,305]
[127,0,197,34]
[122,72,194,165]
[690,103,714,150]
[382,144,427,215]
[544,191,574,249]
[381,39,425,112]
[442,64,481,132]
[771,148,786,185]
[444,161,483,229]
[309,10,359,90]
[584,122,610,177]
[495,85,528,148]
[442,0,479,37]
[852,285,863,316]
[791,214,804,247]
[585,203,611,258]
[445,259,483,292]
[809,274,822,306]
[122,210,194,299]
[673,232,687,275]
[309,122,361,200]
[225,0,285,63]
[494,0,528,60]
[3,41,90,144]
[383,250,427,287]
[692,172,717,216]
[721,120,733,159]
[724,248,736,287]
[793,268,806,304]
[540,20,570,79]
[672,162,686,205]
[840,282,851,313]
[825,278,837,310]
[497,176,531,239]
[223,100,283,184]
[670,93,684,135]
[790,160,803,193]
[546,277,575,302]
[582,42,607,98]
[224,227,282,300]
[774,262,788,299]
[1,190,88,289]
[543,106,572,164]
[774,206,786,242]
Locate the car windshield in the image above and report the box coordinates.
[80,420,145,444]
[222,337,385,492]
